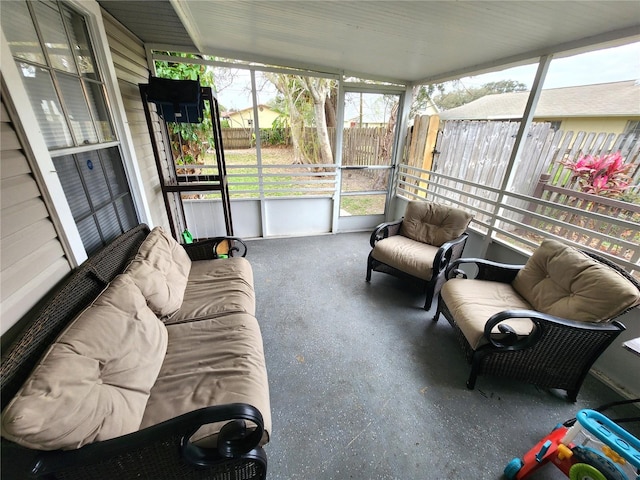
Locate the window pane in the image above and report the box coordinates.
[100,147,129,196]
[20,63,73,148]
[32,1,76,73]
[62,6,97,78]
[77,216,102,254]
[115,197,138,231]
[1,0,46,65]
[54,148,139,254]
[85,80,114,141]
[52,154,90,219]
[95,204,121,243]
[57,73,98,144]
[78,151,111,208]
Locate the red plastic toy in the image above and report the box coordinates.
[504,409,640,480]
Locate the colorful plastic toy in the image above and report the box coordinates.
[504,409,640,480]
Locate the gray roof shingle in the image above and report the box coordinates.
[438,80,640,120]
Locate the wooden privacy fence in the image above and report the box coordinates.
[427,119,639,214]
[401,118,639,264]
[221,128,251,149]
[220,128,290,149]
[403,115,439,170]
[220,126,391,169]
[339,127,387,167]
[526,172,640,264]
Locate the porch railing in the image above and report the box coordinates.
[175,163,338,198]
[396,164,640,275]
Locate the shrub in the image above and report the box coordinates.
[561,151,633,198]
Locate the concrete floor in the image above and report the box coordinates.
[246,232,639,480]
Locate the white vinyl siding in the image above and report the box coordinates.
[103,10,169,228]
[0,94,71,334]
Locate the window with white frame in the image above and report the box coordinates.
[1,0,138,254]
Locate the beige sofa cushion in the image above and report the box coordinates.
[399,201,472,247]
[372,235,439,280]
[167,257,256,325]
[441,278,534,349]
[125,226,192,318]
[512,239,640,322]
[1,274,168,450]
[140,313,271,447]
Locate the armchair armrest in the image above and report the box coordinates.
[446,258,524,282]
[26,403,264,478]
[183,237,248,261]
[432,234,469,276]
[483,310,624,351]
[369,219,403,248]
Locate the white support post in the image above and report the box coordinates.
[331,75,346,233]
[480,54,553,256]
[250,70,267,237]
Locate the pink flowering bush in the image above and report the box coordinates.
[561,151,633,198]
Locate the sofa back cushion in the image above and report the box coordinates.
[399,201,472,247]
[512,239,640,322]
[1,274,168,450]
[125,226,192,318]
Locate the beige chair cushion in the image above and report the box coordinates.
[140,313,271,447]
[441,278,535,349]
[372,235,439,280]
[1,274,168,450]
[399,201,472,247]
[167,257,256,325]
[125,226,192,318]
[512,239,640,322]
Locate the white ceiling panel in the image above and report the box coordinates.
[100,1,640,83]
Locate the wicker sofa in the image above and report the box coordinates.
[0,225,270,480]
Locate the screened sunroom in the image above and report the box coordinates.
[1,2,639,479]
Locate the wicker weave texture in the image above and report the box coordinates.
[0,225,270,480]
[53,434,265,480]
[438,247,635,399]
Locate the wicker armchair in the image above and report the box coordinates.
[366,200,473,311]
[434,238,640,401]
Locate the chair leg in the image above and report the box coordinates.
[467,354,481,390]
[430,296,441,322]
[466,371,478,390]
[366,254,376,282]
[423,290,434,311]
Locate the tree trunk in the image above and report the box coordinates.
[265,73,305,163]
[304,77,334,164]
[325,85,338,128]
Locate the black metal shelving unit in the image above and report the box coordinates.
[139,80,233,241]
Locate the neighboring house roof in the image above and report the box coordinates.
[225,104,276,116]
[438,80,640,120]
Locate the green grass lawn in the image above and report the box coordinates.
[219,149,385,214]
[209,148,336,198]
[340,195,385,216]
